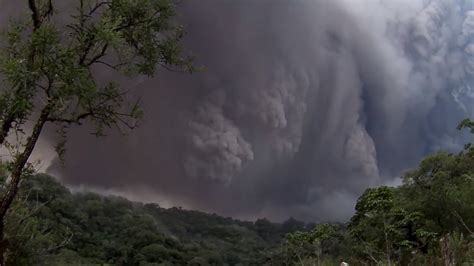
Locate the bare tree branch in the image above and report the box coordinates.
[44,230,74,253]
[89,1,111,16]
[47,112,94,125]
[92,60,129,71]
[28,0,41,29]
[451,210,473,235]
[86,44,109,66]
[114,10,161,31]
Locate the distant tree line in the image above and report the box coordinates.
[4,173,310,265]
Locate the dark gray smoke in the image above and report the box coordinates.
[3,0,474,221]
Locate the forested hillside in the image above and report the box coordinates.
[6,173,311,265]
[5,128,474,265]
[6,136,474,265]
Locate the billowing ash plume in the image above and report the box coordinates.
[184,90,254,183]
[2,0,474,221]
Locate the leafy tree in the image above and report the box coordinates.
[263,121,474,265]
[398,138,474,264]
[350,187,394,264]
[401,150,474,235]
[266,223,344,265]
[349,186,451,265]
[345,122,474,265]
[0,0,192,263]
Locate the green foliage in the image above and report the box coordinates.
[401,148,474,236]
[348,187,436,264]
[266,223,347,265]
[458,118,474,134]
[5,140,474,265]
[6,174,307,265]
[4,124,474,266]
[345,142,474,265]
[266,126,474,265]
[0,0,193,136]
[0,2,193,263]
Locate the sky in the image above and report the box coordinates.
[3,0,474,222]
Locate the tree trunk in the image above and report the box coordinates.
[0,2,51,262]
[383,215,392,266]
[0,103,51,265]
[0,115,14,146]
[440,234,455,266]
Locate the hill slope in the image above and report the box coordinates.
[9,174,308,265]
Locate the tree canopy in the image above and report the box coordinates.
[0,0,192,263]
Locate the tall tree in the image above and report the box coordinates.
[0,0,192,263]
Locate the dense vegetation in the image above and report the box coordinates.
[5,173,312,265]
[266,130,474,265]
[0,0,192,262]
[5,133,474,265]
